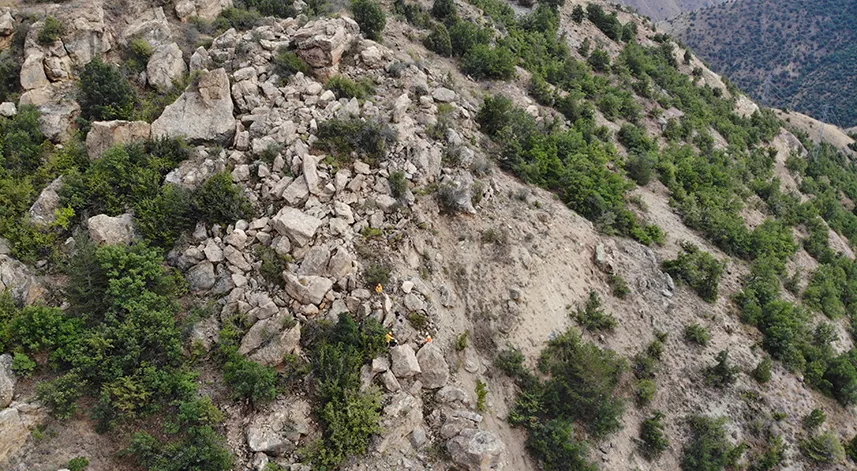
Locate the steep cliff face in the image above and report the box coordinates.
[1,0,857,470]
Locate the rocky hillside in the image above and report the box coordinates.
[664,0,857,127]
[611,0,725,21]
[1,0,857,471]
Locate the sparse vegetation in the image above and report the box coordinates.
[801,430,846,464]
[682,416,747,471]
[753,357,773,383]
[663,243,724,302]
[640,411,669,460]
[705,350,739,388]
[37,17,64,45]
[573,291,617,332]
[684,323,711,346]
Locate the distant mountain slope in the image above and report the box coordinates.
[664,0,857,127]
[612,0,725,21]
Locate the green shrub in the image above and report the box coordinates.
[306,314,385,468]
[10,305,81,352]
[636,378,656,405]
[389,171,408,198]
[223,354,278,406]
[475,380,488,411]
[67,457,89,471]
[609,274,630,298]
[424,22,452,57]
[535,328,627,438]
[255,245,289,287]
[237,0,297,17]
[316,118,396,166]
[640,411,669,460]
[846,434,857,462]
[525,419,597,471]
[213,7,262,31]
[11,352,36,376]
[455,330,469,351]
[431,0,457,21]
[573,291,617,332]
[36,373,84,419]
[78,57,136,121]
[750,435,785,471]
[273,47,309,81]
[37,17,64,45]
[682,416,746,471]
[364,262,391,288]
[684,323,710,346]
[194,172,255,226]
[127,38,154,73]
[325,75,374,100]
[705,350,739,388]
[0,50,21,103]
[495,346,532,382]
[393,0,431,27]
[571,4,584,22]
[801,430,845,464]
[587,48,610,72]
[625,152,657,186]
[663,243,724,302]
[528,73,555,106]
[752,357,772,383]
[804,408,826,429]
[352,0,386,41]
[462,45,517,81]
[448,22,492,57]
[134,184,195,248]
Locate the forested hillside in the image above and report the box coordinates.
[665,0,857,127]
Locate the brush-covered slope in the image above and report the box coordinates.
[1,0,857,471]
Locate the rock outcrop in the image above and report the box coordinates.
[0,256,42,305]
[151,68,235,144]
[293,17,359,76]
[0,354,14,408]
[147,42,187,91]
[87,214,135,245]
[175,0,232,21]
[447,428,506,471]
[28,176,64,226]
[416,342,450,389]
[85,120,151,160]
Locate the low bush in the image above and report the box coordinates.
[448,22,493,58]
[752,356,772,383]
[684,323,710,346]
[37,17,64,45]
[36,373,84,419]
[800,430,845,464]
[352,0,386,41]
[587,48,610,72]
[682,416,746,471]
[388,171,408,198]
[431,0,457,21]
[525,419,597,471]
[663,243,724,302]
[636,378,656,405]
[804,408,826,429]
[67,457,89,471]
[573,291,617,332]
[255,245,289,286]
[424,23,452,57]
[213,7,262,31]
[625,152,657,186]
[273,48,309,81]
[222,354,278,406]
[640,411,669,460]
[609,274,631,298]
[78,57,136,121]
[750,435,785,471]
[705,350,739,388]
[194,171,255,226]
[11,352,36,376]
[462,45,517,81]
[315,118,397,166]
[325,75,374,100]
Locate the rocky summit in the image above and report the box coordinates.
[0,0,857,470]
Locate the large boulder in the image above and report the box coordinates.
[147,42,187,91]
[187,261,216,291]
[272,207,322,247]
[447,428,506,471]
[28,176,63,226]
[151,68,235,144]
[88,214,135,245]
[0,403,46,465]
[390,344,421,378]
[283,274,332,305]
[20,52,49,90]
[0,354,14,408]
[0,256,43,305]
[239,313,301,366]
[245,398,311,456]
[175,0,233,21]
[416,342,449,389]
[293,17,359,70]
[85,120,151,159]
[376,391,423,453]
